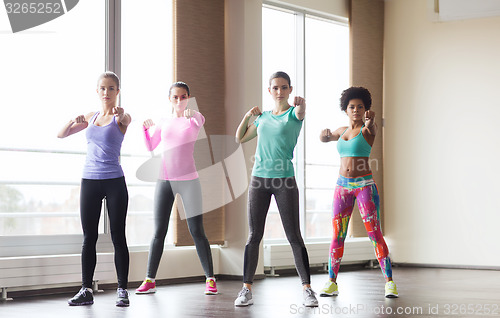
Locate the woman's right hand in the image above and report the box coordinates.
[245,106,262,118]
[143,119,155,130]
[73,115,86,124]
[58,113,90,138]
[320,128,332,142]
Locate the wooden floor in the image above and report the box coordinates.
[1,266,500,317]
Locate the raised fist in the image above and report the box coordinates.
[143,119,155,130]
[246,106,262,118]
[184,109,195,119]
[73,115,86,124]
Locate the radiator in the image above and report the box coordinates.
[0,234,116,301]
[0,253,115,300]
[263,237,376,273]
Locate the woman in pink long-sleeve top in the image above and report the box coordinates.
[135,82,217,295]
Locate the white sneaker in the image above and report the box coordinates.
[303,287,318,307]
[234,287,253,307]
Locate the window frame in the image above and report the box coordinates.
[262,1,349,244]
[0,0,121,257]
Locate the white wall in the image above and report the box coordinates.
[384,0,500,267]
[221,0,263,277]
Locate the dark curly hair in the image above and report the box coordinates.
[340,86,372,111]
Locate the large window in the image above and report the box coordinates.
[0,1,105,237]
[261,6,296,240]
[304,15,349,239]
[0,1,173,250]
[121,0,173,246]
[262,5,349,242]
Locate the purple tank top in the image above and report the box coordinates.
[82,112,124,179]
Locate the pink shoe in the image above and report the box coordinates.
[205,278,218,295]
[135,279,156,294]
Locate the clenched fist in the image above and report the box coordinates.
[143,119,155,130]
[293,96,305,108]
[245,106,262,118]
[113,106,125,118]
[184,109,195,119]
[365,110,375,127]
[320,128,332,142]
[72,115,86,124]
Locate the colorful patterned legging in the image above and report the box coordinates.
[328,174,392,280]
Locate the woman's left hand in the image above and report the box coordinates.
[113,106,125,120]
[293,96,306,120]
[293,96,305,108]
[184,109,195,119]
[365,110,375,127]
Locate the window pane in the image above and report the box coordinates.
[261,6,296,241]
[262,6,296,111]
[305,189,333,239]
[304,16,349,166]
[305,164,339,189]
[304,16,349,239]
[121,0,173,246]
[0,2,104,236]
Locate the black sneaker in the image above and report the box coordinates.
[68,287,94,306]
[116,288,130,307]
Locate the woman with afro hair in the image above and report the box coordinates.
[318,86,398,299]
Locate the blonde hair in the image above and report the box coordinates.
[97,71,120,89]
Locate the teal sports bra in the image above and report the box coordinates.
[336,125,372,158]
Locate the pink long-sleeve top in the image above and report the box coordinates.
[144,112,205,181]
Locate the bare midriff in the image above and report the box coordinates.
[339,157,373,178]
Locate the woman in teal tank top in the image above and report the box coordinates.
[319,87,398,299]
[233,72,318,308]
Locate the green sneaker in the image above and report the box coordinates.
[319,280,339,297]
[385,281,399,298]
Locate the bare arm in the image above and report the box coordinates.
[113,106,131,134]
[57,112,94,138]
[235,106,261,143]
[364,110,377,136]
[294,96,306,120]
[319,126,347,142]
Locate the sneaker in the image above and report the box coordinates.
[135,279,156,294]
[116,288,130,307]
[68,287,94,306]
[385,281,399,298]
[319,280,339,297]
[234,287,253,307]
[303,287,319,307]
[205,277,218,295]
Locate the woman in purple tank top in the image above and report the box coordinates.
[57,72,132,307]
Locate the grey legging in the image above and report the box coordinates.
[243,176,311,285]
[146,178,214,278]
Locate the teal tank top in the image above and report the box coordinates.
[336,125,372,158]
[252,107,303,178]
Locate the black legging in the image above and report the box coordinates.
[243,176,311,285]
[146,179,214,279]
[80,177,129,289]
